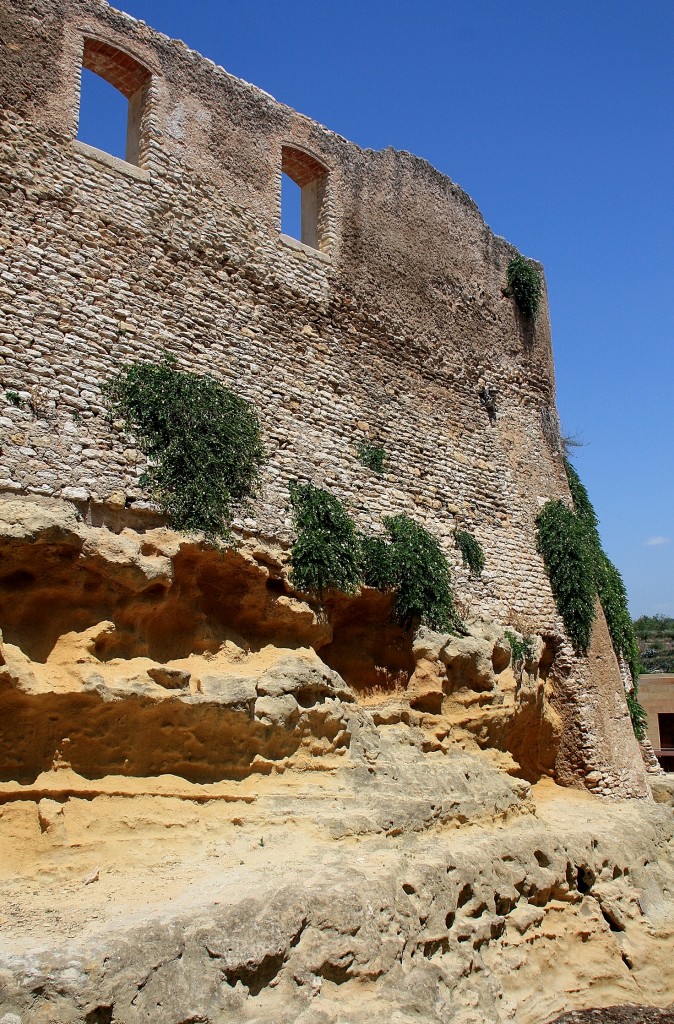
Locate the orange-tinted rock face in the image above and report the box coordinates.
[0,498,649,797]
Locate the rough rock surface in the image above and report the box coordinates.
[1,743,673,1023]
[552,1010,674,1023]
[0,499,673,1023]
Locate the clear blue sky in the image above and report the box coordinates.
[81,0,674,617]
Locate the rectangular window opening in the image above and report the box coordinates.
[281,146,329,253]
[77,39,150,167]
[77,67,129,161]
[658,712,674,750]
[281,172,302,242]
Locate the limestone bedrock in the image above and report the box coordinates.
[0,497,673,1023]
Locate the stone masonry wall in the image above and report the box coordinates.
[0,0,649,795]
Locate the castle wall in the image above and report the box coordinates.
[0,0,649,796]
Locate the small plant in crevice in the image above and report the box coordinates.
[560,431,586,460]
[504,630,535,674]
[479,385,497,424]
[455,529,485,577]
[506,255,541,321]
[453,594,475,623]
[5,390,23,408]
[27,385,51,419]
[356,440,386,476]
[288,481,362,597]
[103,353,264,543]
[4,386,54,419]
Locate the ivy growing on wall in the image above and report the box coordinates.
[356,440,386,476]
[104,354,264,543]
[537,460,646,739]
[455,529,485,577]
[563,459,645,737]
[506,255,542,321]
[562,459,598,534]
[595,555,640,685]
[536,499,597,654]
[626,690,647,742]
[288,481,362,596]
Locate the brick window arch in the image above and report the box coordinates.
[281,146,329,252]
[78,38,151,166]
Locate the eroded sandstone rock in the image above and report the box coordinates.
[0,772,672,1024]
[0,498,670,1024]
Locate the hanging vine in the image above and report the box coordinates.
[537,460,646,738]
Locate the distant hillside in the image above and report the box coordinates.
[635,615,674,674]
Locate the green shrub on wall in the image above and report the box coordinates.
[563,459,598,534]
[362,521,462,631]
[288,482,362,596]
[507,255,542,321]
[594,552,641,685]
[455,529,485,577]
[104,354,264,542]
[288,486,461,634]
[383,514,463,633]
[360,535,396,591]
[356,441,386,476]
[626,690,647,742]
